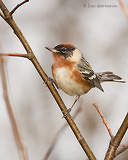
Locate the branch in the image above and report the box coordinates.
[43,106,82,160]
[118,0,128,19]
[0,53,28,58]
[93,103,114,138]
[0,1,96,159]
[0,11,4,18]
[104,113,128,160]
[10,0,29,15]
[0,56,28,160]
[93,104,128,158]
[115,141,128,156]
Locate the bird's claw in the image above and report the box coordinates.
[43,77,54,86]
[62,108,72,118]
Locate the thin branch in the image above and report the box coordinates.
[43,106,82,160]
[93,103,128,158]
[0,53,28,58]
[118,0,128,20]
[105,113,128,160]
[0,1,96,159]
[0,57,28,160]
[10,0,29,15]
[115,141,128,156]
[93,103,114,138]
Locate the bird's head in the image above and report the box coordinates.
[45,43,82,62]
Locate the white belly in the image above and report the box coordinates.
[53,67,88,96]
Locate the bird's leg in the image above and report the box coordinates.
[70,95,80,110]
[63,96,80,117]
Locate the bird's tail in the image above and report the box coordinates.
[96,72,125,83]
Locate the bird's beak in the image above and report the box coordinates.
[45,47,58,53]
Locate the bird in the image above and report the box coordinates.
[45,43,125,114]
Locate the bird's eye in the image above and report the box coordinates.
[61,47,67,52]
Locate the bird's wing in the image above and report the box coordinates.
[77,56,104,91]
[77,56,95,80]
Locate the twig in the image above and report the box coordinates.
[43,106,82,160]
[93,103,114,138]
[104,113,128,160]
[115,141,128,156]
[0,57,28,160]
[93,103,128,158]
[0,53,28,58]
[118,0,128,20]
[0,1,96,159]
[10,0,29,15]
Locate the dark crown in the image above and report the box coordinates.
[54,44,75,58]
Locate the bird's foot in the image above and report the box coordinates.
[44,77,54,84]
[44,77,60,89]
[62,107,72,118]
[62,96,80,118]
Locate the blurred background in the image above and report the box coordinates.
[0,0,128,159]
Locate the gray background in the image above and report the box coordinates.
[0,0,128,159]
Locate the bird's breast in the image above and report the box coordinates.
[52,65,91,96]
